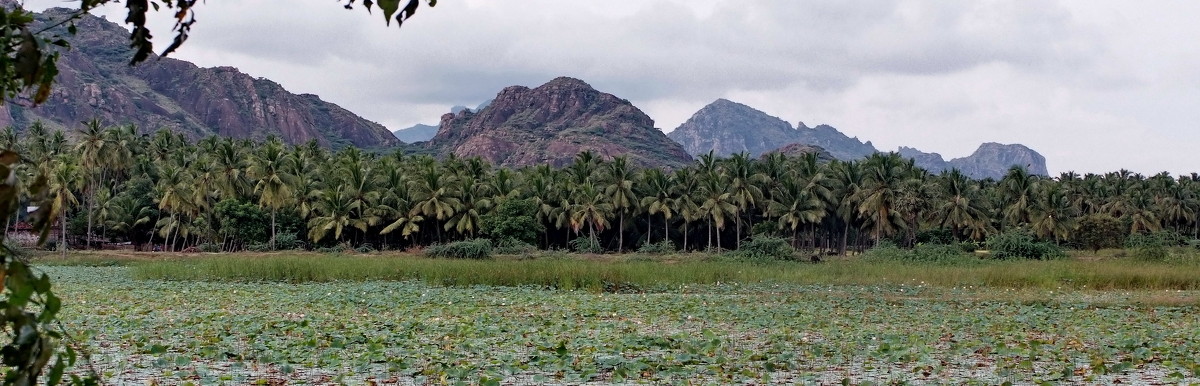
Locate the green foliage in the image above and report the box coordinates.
[1125,232,1170,261]
[1074,214,1126,252]
[915,228,956,245]
[213,199,270,246]
[481,198,542,245]
[493,238,537,255]
[987,228,1066,260]
[197,243,220,253]
[316,245,348,254]
[726,236,795,262]
[862,242,979,265]
[569,237,602,254]
[637,240,676,255]
[246,243,272,252]
[426,239,493,260]
[355,243,376,253]
[272,232,304,251]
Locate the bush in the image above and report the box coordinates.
[916,229,956,245]
[1126,232,1169,261]
[246,243,272,252]
[425,239,493,260]
[987,229,1065,260]
[569,237,602,254]
[355,243,376,254]
[198,243,221,253]
[860,242,979,265]
[1074,214,1125,252]
[2,240,26,258]
[481,199,542,245]
[273,233,304,251]
[728,236,795,262]
[637,240,676,255]
[958,241,979,253]
[494,238,537,255]
[316,245,347,254]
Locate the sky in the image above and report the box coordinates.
[23,0,1200,175]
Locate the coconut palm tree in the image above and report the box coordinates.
[698,170,735,250]
[856,153,910,246]
[568,180,612,248]
[603,156,637,252]
[638,168,674,245]
[248,139,297,250]
[47,159,80,257]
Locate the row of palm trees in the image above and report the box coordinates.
[4,121,1197,253]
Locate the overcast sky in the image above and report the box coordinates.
[25,0,1200,175]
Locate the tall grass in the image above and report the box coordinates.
[130,253,1200,292]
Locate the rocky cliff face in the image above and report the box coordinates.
[764,143,835,162]
[947,143,1048,179]
[896,144,1049,179]
[427,77,693,168]
[0,8,398,148]
[793,123,878,161]
[667,99,802,157]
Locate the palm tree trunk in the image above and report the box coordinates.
[735,212,741,250]
[270,208,277,250]
[86,181,93,250]
[647,212,653,245]
[663,215,669,245]
[707,219,712,250]
[618,212,624,253]
[840,221,849,256]
[683,221,689,252]
[716,225,722,251]
[60,208,67,258]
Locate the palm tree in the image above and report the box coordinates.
[409,165,462,242]
[603,156,637,252]
[307,185,370,243]
[638,168,674,244]
[829,160,864,254]
[568,180,612,248]
[1000,166,1039,228]
[47,159,80,257]
[1029,184,1078,243]
[856,153,910,246]
[74,118,112,249]
[935,169,990,240]
[767,176,826,248]
[248,139,297,250]
[698,170,735,250]
[724,152,762,249]
[672,168,702,251]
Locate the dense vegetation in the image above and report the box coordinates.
[4,121,1197,256]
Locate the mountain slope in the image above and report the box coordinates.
[392,124,438,143]
[667,99,801,157]
[0,8,398,148]
[427,77,692,168]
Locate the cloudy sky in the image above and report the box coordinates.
[25,0,1200,175]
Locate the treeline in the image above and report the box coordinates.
[2,121,1194,254]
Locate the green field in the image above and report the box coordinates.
[42,252,1200,384]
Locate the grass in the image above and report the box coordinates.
[96,250,1200,292]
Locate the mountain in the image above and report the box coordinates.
[764,143,835,162]
[793,122,878,161]
[427,77,692,168]
[667,99,1049,179]
[0,8,398,148]
[392,124,438,143]
[667,99,801,157]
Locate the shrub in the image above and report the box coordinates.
[916,229,956,245]
[273,233,304,251]
[494,238,537,255]
[569,237,602,254]
[425,239,493,260]
[2,240,26,258]
[861,242,978,265]
[1074,214,1126,252]
[958,241,979,253]
[637,240,676,255]
[198,243,221,253]
[728,236,795,262]
[246,243,272,252]
[316,245,347,254]
[1126,232,1169,261]
[987,229,1065,260]
[481,198,542,245]
[355,243,376,254]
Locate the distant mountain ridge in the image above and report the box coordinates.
[668,99,1049,179]
[426,77,692,168]
[1,7,398,148]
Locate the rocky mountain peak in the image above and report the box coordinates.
[667,98,799,157]
[427,77,691,168]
